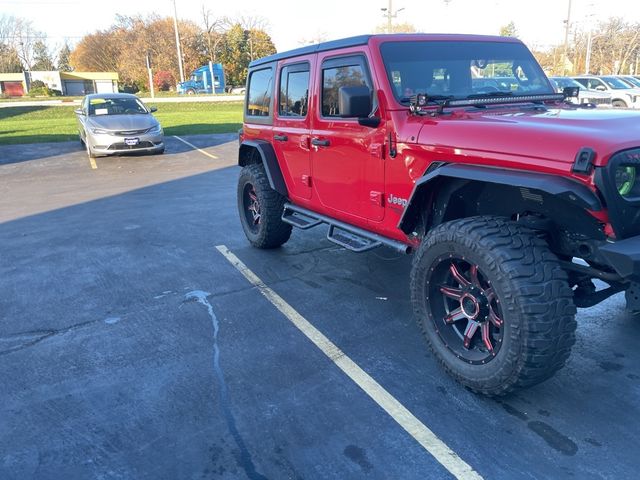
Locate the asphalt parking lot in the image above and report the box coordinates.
[1,135,639,480]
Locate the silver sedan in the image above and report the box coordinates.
[75,93,164,158]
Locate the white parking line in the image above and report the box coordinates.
[173,135,219,159]
[215,244,483,480]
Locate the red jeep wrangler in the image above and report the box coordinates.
[237,34,640,395]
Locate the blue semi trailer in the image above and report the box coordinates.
[177,63,225,94]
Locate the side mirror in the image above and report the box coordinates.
[563,86,580,99]
[338,86,372,118]
[149,106,157,112]
[74,108,84,115]
[595,85,606,91]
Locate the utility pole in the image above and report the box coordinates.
[562,0,572,75]
[172,0,185,83]
[146,52,155,98]
[381,0,405,34]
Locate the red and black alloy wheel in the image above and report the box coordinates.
[428,256,504,365]
[242,183,261,233]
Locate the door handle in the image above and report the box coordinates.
[274,134,288,142]
[311,138,330,147]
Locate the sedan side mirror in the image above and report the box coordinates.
[149,106,158,113]
[74,108,84,115]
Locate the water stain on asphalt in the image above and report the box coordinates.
[599,361,623,372]
[185,290,268,480]
[584,438,602,447]
[528,421,578,456]
[343,445,373,473]
[497,402,578,456]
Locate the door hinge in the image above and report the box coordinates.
[301,174,312,186]
[370,191,384,206]
[370,143,383,159]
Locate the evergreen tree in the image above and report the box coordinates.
[57,42,72,71]
[31,40,55,70]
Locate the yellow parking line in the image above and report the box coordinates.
[173,135,219,159]
[215,245,484,480]
[89,157,97,169]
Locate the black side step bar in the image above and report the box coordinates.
[281,203,412,254]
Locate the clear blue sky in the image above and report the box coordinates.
[1,0,637,52]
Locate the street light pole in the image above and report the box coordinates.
[562,0,572,75]
[380,0,405,34]
[172,0,185,83]
[585,30,593,74]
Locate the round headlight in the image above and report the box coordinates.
[615,165,637,197]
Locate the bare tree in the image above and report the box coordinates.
[237,15,269,62]
[0,15,45,69]
[298,32,328,46]
[201,6,230,64]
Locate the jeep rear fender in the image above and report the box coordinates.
[239,140,288,196]
[398,163,603,235]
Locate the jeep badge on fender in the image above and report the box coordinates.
[236,33,640,396]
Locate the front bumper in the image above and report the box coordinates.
[90,132,164,155]
[598,236,640,280]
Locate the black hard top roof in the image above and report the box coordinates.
[249,33,522,68]
[249,35,371,68]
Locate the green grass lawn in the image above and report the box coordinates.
[0,101,243,145]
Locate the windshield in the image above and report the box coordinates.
[88,97,148,116]
[380,41,553,103]
[620,76,640,88]
[601,76,633,90]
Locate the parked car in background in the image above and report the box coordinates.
[229,86,247,95]
[572,75,640,108]
[549,76,612,107]
[75,93,164,158]
[615,75,640,89]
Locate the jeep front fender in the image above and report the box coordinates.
[239,139,288,196]
[398,164,602,234]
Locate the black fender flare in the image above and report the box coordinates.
[239,139,288,196]
[398,163,602,234]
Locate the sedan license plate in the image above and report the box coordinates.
[124,137,139,146]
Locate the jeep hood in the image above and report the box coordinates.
[416,107,640,167]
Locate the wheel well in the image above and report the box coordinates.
[407,179,604,242]
[239,144,261,167]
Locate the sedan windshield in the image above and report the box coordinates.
[88,97,148,116]
[380,41,553,103]
[601,76,633,90]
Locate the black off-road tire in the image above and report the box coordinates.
[237,163,292,249]
[410,216,577,396]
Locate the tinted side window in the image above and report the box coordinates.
[322,58,371,117]
[279,65,309,117]
[246,68,273,117]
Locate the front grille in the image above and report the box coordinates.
[108,141,154,150]
[586,97,611,105]
[114,129,148,136]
